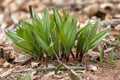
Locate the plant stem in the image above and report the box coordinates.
[53,50,82,80]
[78,51,84,62]
[76,52,79,58]
[110,48,114,66]
[66,55,69,62]
[71,51,75,59]
[61,52,66,58]
[0,48,4,58]
[45,55,49,67]
[29,5,33,19]
[100,47,103,65]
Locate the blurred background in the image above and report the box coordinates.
[0,0,120,41]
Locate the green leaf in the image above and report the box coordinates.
[33,10,44,33]
[76,21,91,36]
[77,21,111,54]
[53,8,62,33]
[89,28,111,48]
[43,8,51,42]
[88,21,98,40]
[54,63,63,74]
[55,12,77,54]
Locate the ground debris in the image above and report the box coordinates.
[14,54,32,64]
[88,65,98,72]
[0,0,120,80]
[0,68,14,78]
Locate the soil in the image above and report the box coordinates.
[0,0,120,80]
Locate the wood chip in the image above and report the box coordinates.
[0,68,14,78]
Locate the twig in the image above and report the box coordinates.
[49,35,82,79]
[37,66,86,71]
[29,5,34,19]
[98,19,120,27]
[0,68,15,78]
[12,66,86,77]
[71,51,75,59]
[53,50,82,80]
[0,48,4,58]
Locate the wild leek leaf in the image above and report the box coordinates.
[53,10,77,54]
[77,22,111,53]
[76,21,111,62]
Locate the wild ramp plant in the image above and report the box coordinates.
[76,21,111,62]
[5,8,77,61]
[53,9,77,61]
[6,8,55,60]
[6,8,111,62]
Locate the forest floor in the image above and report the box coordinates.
[0,0,120,80]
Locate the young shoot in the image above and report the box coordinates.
[110,48,115,66]
[99,47,103,65]
[76,21,111,62]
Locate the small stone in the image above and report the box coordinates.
[114,14,120,19]
[31,71,37,75]
[88,65,98,72]
[87,50,100,61]
[43,71,54,77]
[31,62,39,68]
[14,54,32,64]
[52,75,63,79]
[115,25,120,31]
[0,68,4,74]
[3,61,13,68]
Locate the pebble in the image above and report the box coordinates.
[88,65,98,72]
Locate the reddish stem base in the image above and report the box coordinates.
[78,52,84,62]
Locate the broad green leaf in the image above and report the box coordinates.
[77,21,111,54]
[88,21,98,40]
[76,21,91,36]
[33,10,44,33]
[89,28,111,48]
[53,8,62,33]
[43,8,50,42]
